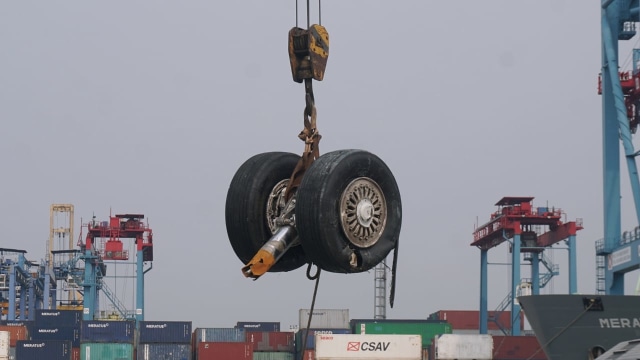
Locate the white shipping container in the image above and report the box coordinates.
[299,309,350,329]
[434,334,493,360]
[0,331,8,357]
[315,334,422,360]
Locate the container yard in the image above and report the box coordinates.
[0,206,549,359]
[0,310,547,359]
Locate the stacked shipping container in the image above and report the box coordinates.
[492,335,547,360]
[425,310,547,359]
[193,327,249,360]
[0,320,34,338]
[197,342,253,360]
[296,309,351,360]
[350,318,452,353]
[233,322,295,360]
[431,334,493,360]
[80,320,136,360]
[15,340,72,360]
[428,310,525,334]
[0,324,28,348]
[295,328,351,359]
[137,321,193,360]
[314,334,423,360]
[0,331,8,360]
[236,322,281,332]
[0,308,549,360]
[246,331,295,359]
[32,309,81,359]
[0,320,33,358]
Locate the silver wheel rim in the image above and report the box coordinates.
[266,179,288,234]
[340,177,387,248]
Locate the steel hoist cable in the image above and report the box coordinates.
[289,0,398,317]
[295,0,321,27]
[290,3,327,350]
[284,0,328,200]
[299,263,321,359]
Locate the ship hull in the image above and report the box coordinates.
[518,294,640,360]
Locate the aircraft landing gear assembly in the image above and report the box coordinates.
[224,3,402,307]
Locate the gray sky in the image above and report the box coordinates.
[0,1,623,330]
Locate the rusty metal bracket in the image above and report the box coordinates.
[283,24,328,200]
[284,79,322,201]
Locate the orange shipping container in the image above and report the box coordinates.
[71,347,80,360]
[197,342,252,360]
[430,310,524,331]
[0,325,28,347]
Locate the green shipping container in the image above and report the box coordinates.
[252,352,295,360]
[80,342,134,360]
[350,319,452,348]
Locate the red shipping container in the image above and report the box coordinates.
[302,349,314,360]
[246,331,294,352]
[197,342,253,360]
[71,347,80,360]
[0,325,28,347]
[431,310,524,331]
[493,335,547,360]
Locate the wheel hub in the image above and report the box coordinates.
[340,177,387,248]
[356,199,374,227]
[266,179,289,234]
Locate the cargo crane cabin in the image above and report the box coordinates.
[84,214,153,262]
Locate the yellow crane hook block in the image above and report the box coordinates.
[288,24,329,83]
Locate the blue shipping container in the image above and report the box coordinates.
[236,321,281,332]
[0,320,36,336]
[295,328,351,350]
[81,320,135,343]
[138,321,192,344]
[31,326,80,347]
[195,328,245,343]
[35,310,82,327]
[15,340,71,360]
[137,343,192,360]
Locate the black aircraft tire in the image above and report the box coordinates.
[296,149,402,273]
[225,152,307,272]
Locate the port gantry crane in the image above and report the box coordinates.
[52,213,154,321]
[599,0,640,294]
[78,214,153,321]
[471,197,583,335]
[0,248,54,321]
